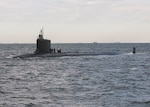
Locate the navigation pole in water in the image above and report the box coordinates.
[132,47,136,54]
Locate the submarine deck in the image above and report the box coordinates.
[13,52,120,59]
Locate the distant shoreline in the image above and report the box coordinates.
[0,42,150,45]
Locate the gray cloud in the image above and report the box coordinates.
[0,0,150,23]
[1,0,150,43]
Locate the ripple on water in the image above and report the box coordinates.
[0,44,150,107]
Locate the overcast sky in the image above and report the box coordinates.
[0,0,150,43]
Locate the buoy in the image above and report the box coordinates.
[132,47,136,54]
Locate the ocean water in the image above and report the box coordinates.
[0,43,150,107]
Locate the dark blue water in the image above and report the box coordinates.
[0,43,150,107]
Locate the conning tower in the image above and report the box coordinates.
[35,28,51,54]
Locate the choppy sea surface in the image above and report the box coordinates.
[0,43,150,107]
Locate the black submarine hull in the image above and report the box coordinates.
[13,29,120,59]
[13,52,120,59]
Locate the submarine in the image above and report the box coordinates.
[13,29,119,58]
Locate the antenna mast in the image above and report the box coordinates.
[41,27,44,36]
[39,27,44,39]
